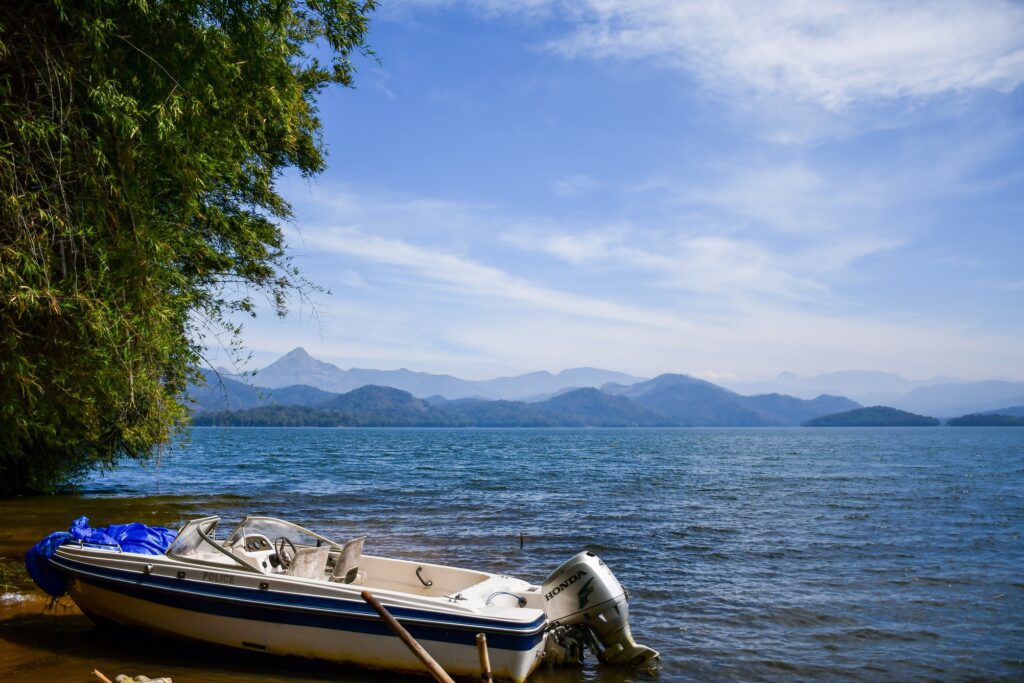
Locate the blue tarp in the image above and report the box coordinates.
[25,516,177,597]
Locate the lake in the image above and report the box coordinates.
[1,427,1021,681]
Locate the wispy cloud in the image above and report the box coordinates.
[679,163,836,234]
[399,1,1024,109]
[502,226,901,304]
[302,226,683,330]
[246,179,1024,379]
[283,181,495,243]
[543,1,1024,110]
[502,158,912,305]
[501,226,630,265]
[237,3,1024,381]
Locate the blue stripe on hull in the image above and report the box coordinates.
[53,556,546,652]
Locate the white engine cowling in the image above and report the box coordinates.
[542,551,659,666]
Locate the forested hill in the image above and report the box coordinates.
[947,413,1024,426]
[804,406,940,427]
[190,378,861,428]
[191,386,675,427]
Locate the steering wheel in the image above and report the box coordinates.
[275,536,297,569]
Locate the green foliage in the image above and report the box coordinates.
[192,404,356,427]
[0,0,375,494]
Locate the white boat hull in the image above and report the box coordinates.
[54,549,547,682]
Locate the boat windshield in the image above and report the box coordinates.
[167,516,222,557]
[166,516,259,571]
[225,516,339,550]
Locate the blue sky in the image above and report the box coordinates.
[223,0,1024,382]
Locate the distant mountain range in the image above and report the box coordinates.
[892,381,1024,418]
[188,359,862,428]
[723,370,953,405]
[607,374,859,427]
[226,347,643,401]
[187,348,1024,426]
[983,405,1024,417]
[190,381,854,428]
[193,385,678,428]
[721,370,1024,417]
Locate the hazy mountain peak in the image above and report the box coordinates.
[234,349,645,400]
[514,370,555,379]
[554,367,646,386]
[646,373,711,387]
[269,347,329,369]
[555,366,600,377]
[247,347,353,391]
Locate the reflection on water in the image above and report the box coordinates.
[2,427,1023,682]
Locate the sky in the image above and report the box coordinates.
[217,0,1024,382]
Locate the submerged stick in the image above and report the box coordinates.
[361,590,455,683]
[477,633,493,683]
[92,671,114,683]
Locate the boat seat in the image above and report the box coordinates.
[330,536,366,584]
[285,546,330,579]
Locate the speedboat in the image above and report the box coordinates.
[44,515,658,681]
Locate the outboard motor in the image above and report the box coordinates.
[541,551,659,667]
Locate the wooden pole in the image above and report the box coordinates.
[361,590,456,683]
[476,633,493,683]
[92,671,114,683]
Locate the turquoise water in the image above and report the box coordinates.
[30,428,1024,680]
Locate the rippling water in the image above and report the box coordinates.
[2,427,1022,681]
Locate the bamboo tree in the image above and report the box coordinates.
[0,0,375,494]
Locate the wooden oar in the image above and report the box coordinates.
[361,590,455,683]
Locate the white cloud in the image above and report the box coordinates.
[446,302,1019,381]
[302,226,685,330]
[671,235,825,300]
[256,181,1022,380]
[282,180,495,244]
[502,226,901,305]
[501,159,910,304]
[797,237,904,275]
[680,163,835,234]
[544,0,1024,109]
[501,226,629,265]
